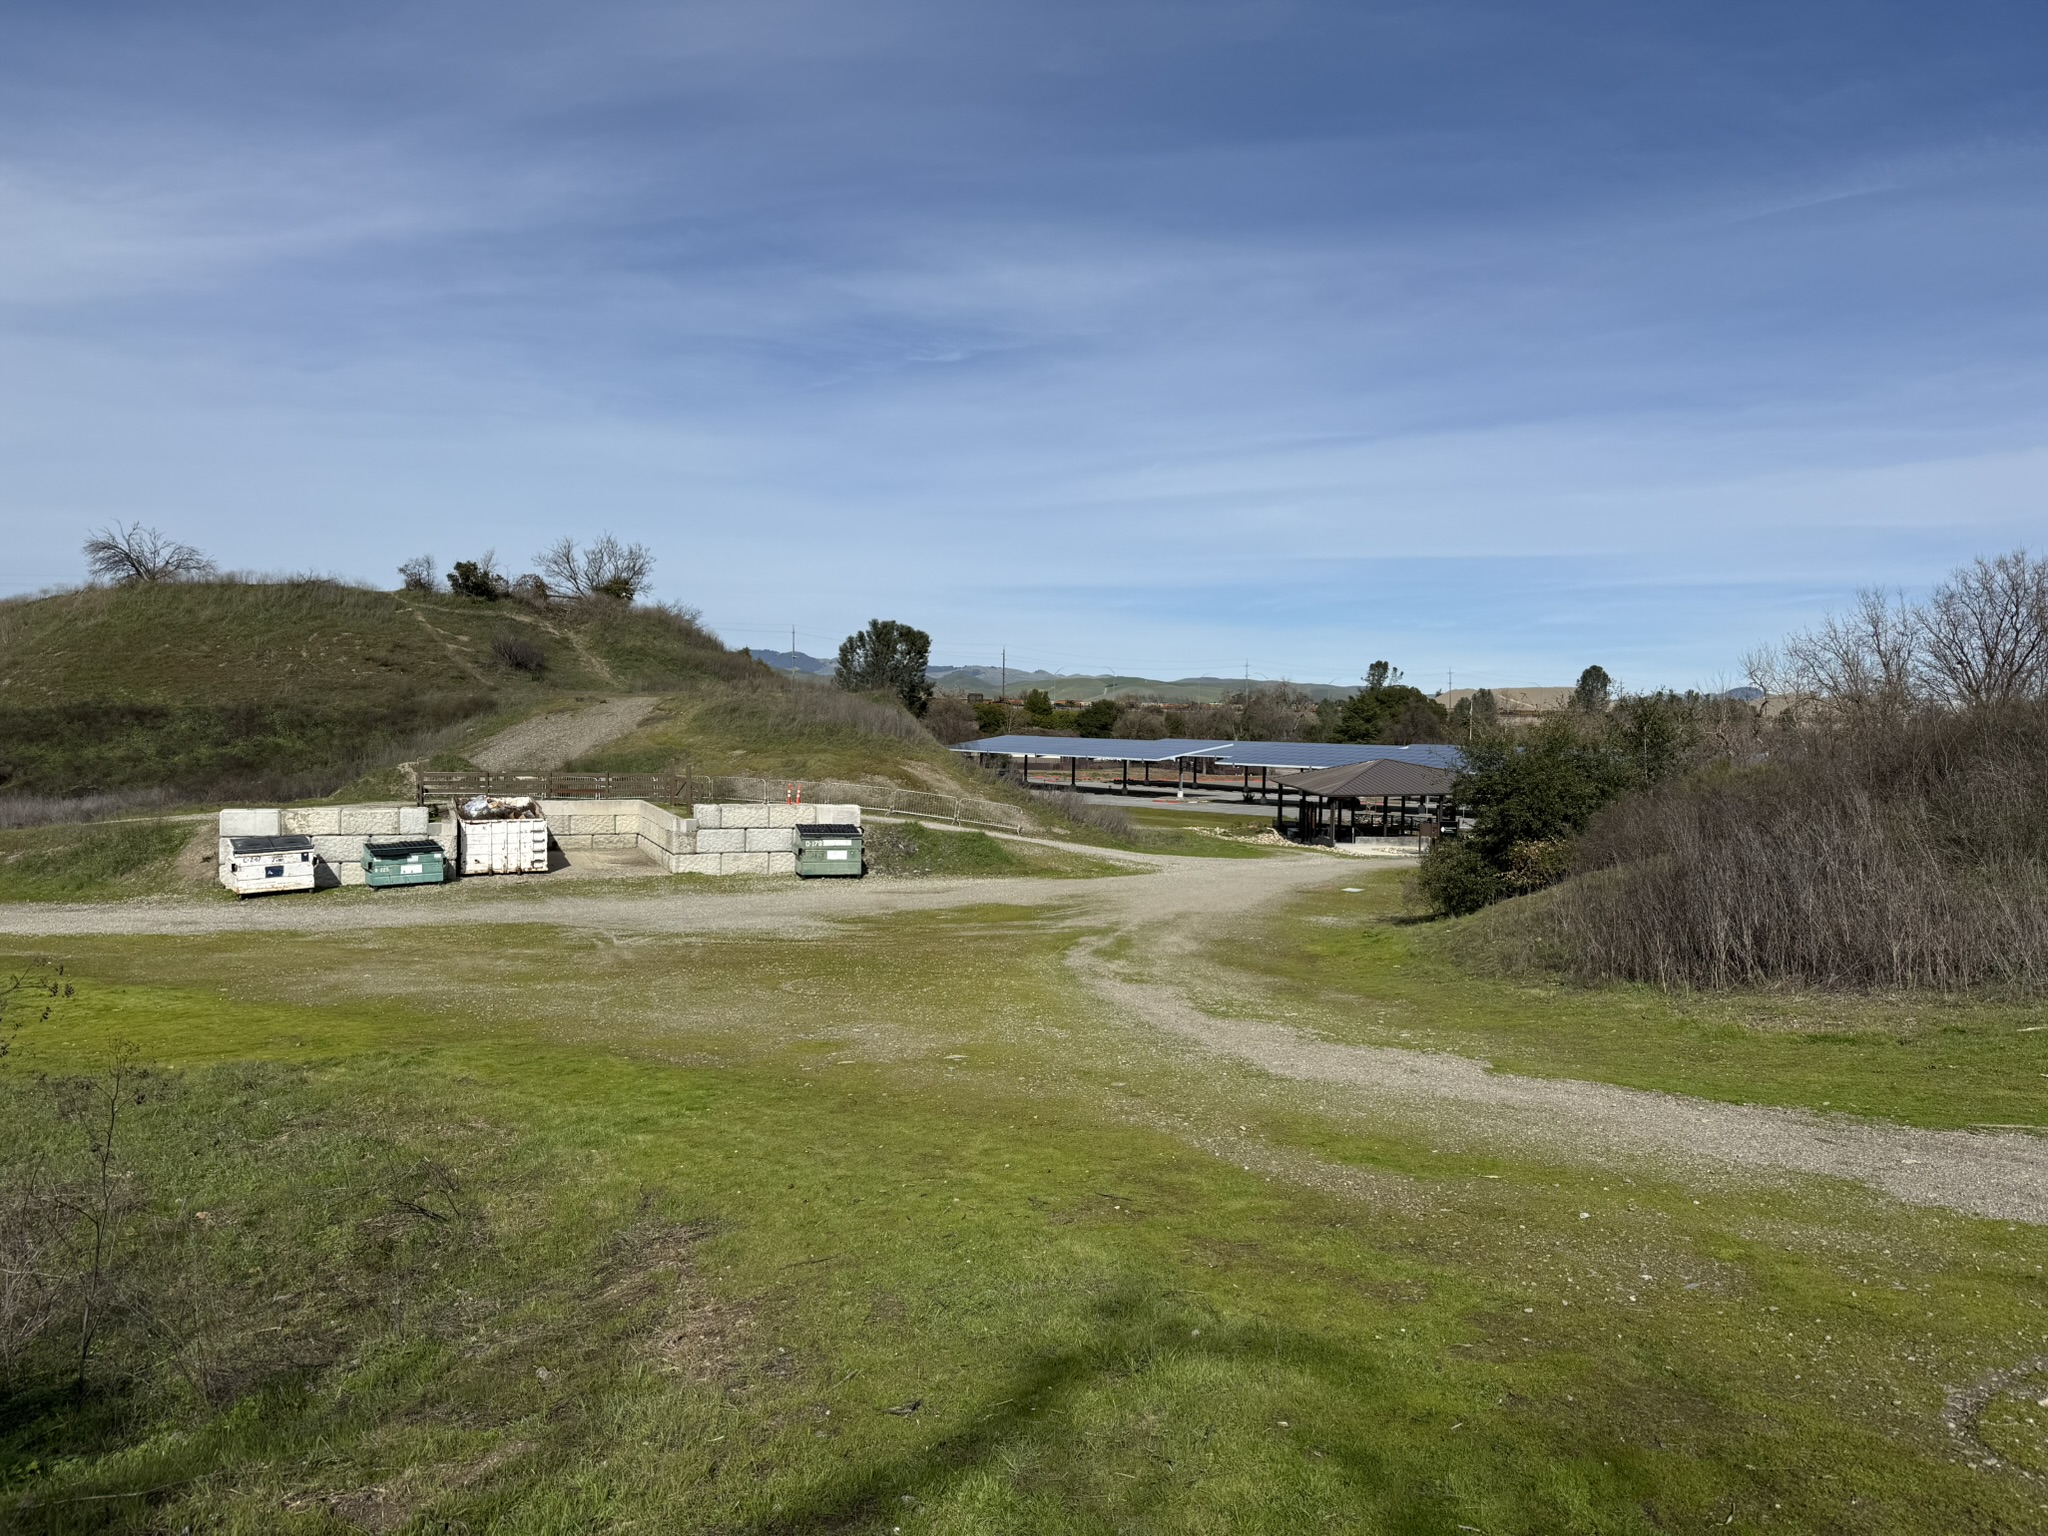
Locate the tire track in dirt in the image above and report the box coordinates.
[1066,937,2048,1226]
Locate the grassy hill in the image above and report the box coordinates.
[0,581,1033,815]
[0,581,758,805]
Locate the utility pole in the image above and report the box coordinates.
[1001,648,1007,701]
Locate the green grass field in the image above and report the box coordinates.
[4,874,2047,1532]
[571,683,995,792]
[1052,804,1277,860]
[1228,869,2048,1131]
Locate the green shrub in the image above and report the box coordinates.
[1414,838,1501,916]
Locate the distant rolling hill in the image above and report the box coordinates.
[739,650,1356,704]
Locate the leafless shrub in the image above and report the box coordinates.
[507,574,549,608]
[921,694,979,745]
[535,534,654,602]
[396,555,436,593]
[0,1153,68,1387]
[81,523,215,585]
[490,629,547,675]
[1539,703,2048,992]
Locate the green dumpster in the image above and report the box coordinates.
[363,837,449,888]
[795,823,864,878]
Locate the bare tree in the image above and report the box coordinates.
[1759,587,1921,718]
[81,523,215,585]
[1917,550,2048,707]
[396,555,436,593]
[534,534,654,602]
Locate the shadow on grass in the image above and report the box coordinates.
[744,1285,1454,1535]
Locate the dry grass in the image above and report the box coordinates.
[1539,704,2048,992]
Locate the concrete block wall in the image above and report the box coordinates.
[675,802,858,876]
[219,799,857,884]
[220,804,434,887]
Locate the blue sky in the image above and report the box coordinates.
[3,1,2045,690]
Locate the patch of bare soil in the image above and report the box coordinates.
[468,696,660,772]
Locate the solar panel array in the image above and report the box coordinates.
[1204,741,1466,772]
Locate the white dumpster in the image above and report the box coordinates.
[454,795,550,875]
[221,834,317,897]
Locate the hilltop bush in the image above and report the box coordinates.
[446,557,507,600]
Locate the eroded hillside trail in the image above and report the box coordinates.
[466,695,661,772]
[7,841,2047,1223]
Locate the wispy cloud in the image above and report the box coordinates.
[3,1,2046,686]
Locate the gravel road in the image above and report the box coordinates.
[467,696,660,772]
[6,846,2045,1224]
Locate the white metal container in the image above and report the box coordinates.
[455,796,550,875]
[221,834,318,897]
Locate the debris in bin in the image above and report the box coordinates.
[459,795,544,820]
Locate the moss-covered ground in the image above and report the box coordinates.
[2,880,2045,1532]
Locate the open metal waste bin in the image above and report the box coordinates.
[795,823,864,878]
[362,837,448,888]
[455,794,550,875]
[221,834,317,897]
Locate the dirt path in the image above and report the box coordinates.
[467,696,661,772]
[1068,942,2048,1226]
[6,848,2045,1224]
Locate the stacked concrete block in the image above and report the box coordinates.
[670,802,859,875]
[216,809,282,876]
[220,804,427,886]
[216,798,852,886]
[537,799,694,862]
[794,803,862,827]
